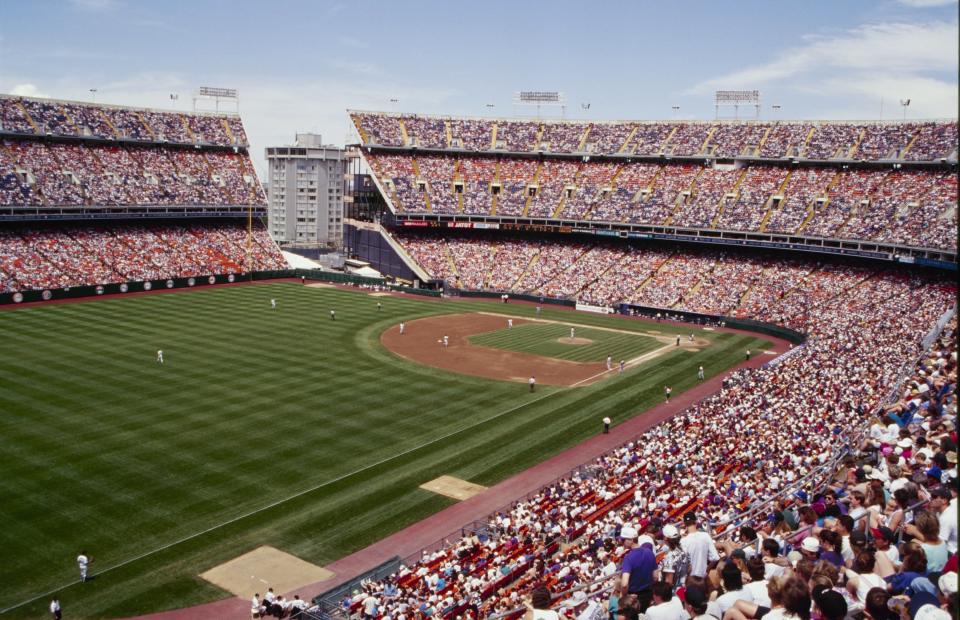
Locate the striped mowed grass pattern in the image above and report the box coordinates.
[0,283,770,618]
[468,322,663,362]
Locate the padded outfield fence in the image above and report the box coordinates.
[0,268,391,305]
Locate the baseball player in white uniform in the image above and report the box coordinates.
[399,322,405,335]
[271,299,276,309]
[77,552,90,582]
[156,350,163,364]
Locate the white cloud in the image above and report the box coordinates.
[688,20,958,119]
[10,83,50,98]
[896,0,957,7]
[691,21,958,93]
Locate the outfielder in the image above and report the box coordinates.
[156,350,163,364]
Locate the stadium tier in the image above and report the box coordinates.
[351,111,958,255]
[351,112,957,161]
[1,94,249,146]
[0,222,286,293]
[335,230,958,619]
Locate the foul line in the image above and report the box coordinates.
[1,385,566,615]
[569,343,676,387]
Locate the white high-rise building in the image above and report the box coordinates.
[266,134,345,246]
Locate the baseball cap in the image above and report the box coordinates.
[663,524,680,539]
[930,487,952,500]
[871,526,895,542]
[814,589,848,620]
[683,512,698,524]
[939,571,958,596]
[637,534,655,549]
[620,525,638,539]
[927,466,943,480]
[849,531,867,546]
[801,537,820,553]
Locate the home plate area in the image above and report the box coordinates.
[199,545,333,598]
[419,475,488,501]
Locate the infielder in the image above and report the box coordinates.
[619,359,625,373]
[399,322,405,335]
[508,319,513,329]
[156,350,164,364]
[606,356,612,371]
[442,335,449,347]
[570,327,575,339]
[528,376,536,392]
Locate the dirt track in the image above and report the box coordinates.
[381,313,611,386]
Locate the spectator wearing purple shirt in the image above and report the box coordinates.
[620,525,657,612]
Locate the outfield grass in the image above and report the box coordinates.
[0,283,770,618]
[469,322,663,362]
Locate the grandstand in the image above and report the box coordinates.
[350,111,958,261]
[0,94,285,301]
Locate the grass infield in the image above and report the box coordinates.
[0,283,770,618]
[469,322,664,363]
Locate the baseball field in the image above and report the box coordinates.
[0,281,771,618]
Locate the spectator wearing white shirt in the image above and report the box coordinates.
[645,581,688,620]
[743,557,770,608]
[715,561,754,616]
[681,512,720,578]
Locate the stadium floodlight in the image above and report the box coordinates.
[89,88,97,103]
[900,99,910,120]
[715,89,761,119]
[193,86,239,113]
[514,91,566,119]
[581,103,591,111]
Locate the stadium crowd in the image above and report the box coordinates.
[335,232,956,620]
[352,112,958,161]
[369,153,957,251]
[0,222,285,292]
[1,95,249,146]
[0,138,265,206]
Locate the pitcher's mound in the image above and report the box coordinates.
[200,546,333,598]
[557,337,593,345]
[420,475,488,501]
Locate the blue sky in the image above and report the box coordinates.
[1,0,957,175]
